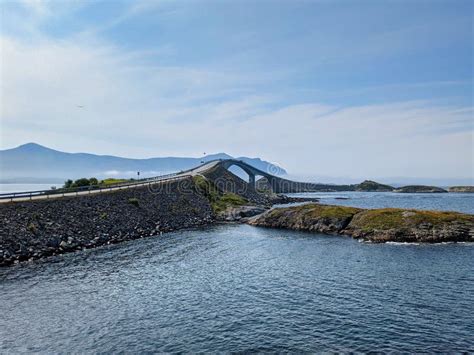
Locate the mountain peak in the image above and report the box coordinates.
[17,142,51,151]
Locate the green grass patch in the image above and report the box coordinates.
[193,175,220,203]
[27,222,38,234]
[193,175,248,213]
[288,203,360,219]
[128,197,140,207]
[350,208,474,232]
[101,178,132,186]
[212,193,247,213]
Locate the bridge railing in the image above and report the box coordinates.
[0,172,189,202]
[0,158,228,203]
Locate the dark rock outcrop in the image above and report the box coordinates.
[220,205,269,222]
[394,185,447,193]
[247,203,474,243]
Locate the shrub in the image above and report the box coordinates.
[128,198,139,207]
[72,178,91,188]
[193,175,249,213]
[63,179,73,188]
[27,223,37,234]
[89,177,99,186]
[212,193,247,213]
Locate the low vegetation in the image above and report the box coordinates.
[193,175,248,214]
[349,208,474,232]
[63,178,98,188]
[301,204,361,219]
[266,203,360,220]
[100,178,132,186]
[212,193,247,213]
[27,222,38,234]
[127,198,140,207]
[63,177,133,189]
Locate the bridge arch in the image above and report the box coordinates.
[217,159,276,190]
[228,165,252,183]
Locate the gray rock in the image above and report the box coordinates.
[219,205,269,221]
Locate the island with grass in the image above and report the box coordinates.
[247,203,474,243]
[393,185,447,193]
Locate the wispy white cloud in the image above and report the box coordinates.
[0,1,472,180]
[2,32,471,179]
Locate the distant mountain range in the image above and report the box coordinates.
[0,143,287,183]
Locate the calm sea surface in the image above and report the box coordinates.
[0,183,60,193]
[286,191,474,214]
[1,224,473,353]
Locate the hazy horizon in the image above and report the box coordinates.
[1,0,473,181]
[1,142,472,186]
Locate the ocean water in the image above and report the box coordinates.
[1,224,473,353]
[285,191,474,214]
[0,183,60,193]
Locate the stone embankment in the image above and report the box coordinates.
[247,203,474,243]
[0,178,214,266]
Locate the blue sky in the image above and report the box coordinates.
[1,0,473,181]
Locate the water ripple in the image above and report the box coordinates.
[1,224,473,353]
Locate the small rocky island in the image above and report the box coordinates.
[448,186,474,193]
[393,185,448,193]
[247,203,474,243]
[355,180,394,192]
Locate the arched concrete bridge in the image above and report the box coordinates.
[1,158,332,203]
[199,159,279,189]
[0,159,285,202]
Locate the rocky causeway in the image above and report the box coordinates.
[1,169,473,267]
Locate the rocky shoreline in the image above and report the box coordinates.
[0,178,216,266]
[0,172,313,267]
[247,203,474,243]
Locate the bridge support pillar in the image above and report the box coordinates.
[248,173,256,190]
[269,177,279,193]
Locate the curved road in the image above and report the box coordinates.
[0,160,222,203]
